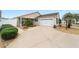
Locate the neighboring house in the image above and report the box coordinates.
[0,17,17,26]
[0,17,8,26]
[15,12,60,27]
[62,18,79,26]
[0,10,17,27]
[74,19,79,24]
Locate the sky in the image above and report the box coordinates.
[2,10,79,18]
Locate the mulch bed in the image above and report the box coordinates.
[56,26,79,35]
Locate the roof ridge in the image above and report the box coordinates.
[12,12,40,18]
[17,12,40,17]
[42,12,59,15]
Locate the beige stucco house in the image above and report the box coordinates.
[15,12,60,27]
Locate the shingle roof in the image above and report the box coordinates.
[38,12,59,17]
[13,12,59,19]
[16,12,40,18]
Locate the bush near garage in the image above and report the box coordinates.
[0,24,18,40]
[25,19,33,27]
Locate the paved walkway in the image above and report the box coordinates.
[7,26,79,48]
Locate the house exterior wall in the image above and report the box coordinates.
[38,15,58,19]
[21,12,40,19]
[33,21,39,25]
[17,12,40,27]
[37,14,60,26]
[17,13,60,27]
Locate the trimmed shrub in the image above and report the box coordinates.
[0,24,15,31]
[25,20,33,27]
[0,26,18,40]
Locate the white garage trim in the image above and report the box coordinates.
[38,19,56,26]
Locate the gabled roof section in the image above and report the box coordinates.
[38,12,59,17]
[16,12,40,19]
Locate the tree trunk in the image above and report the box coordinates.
[59,19,62,27]
[67,20,71,28]
[66,20,67,29]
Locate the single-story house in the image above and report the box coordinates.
[13,12,60,27]
[0,17,17,26]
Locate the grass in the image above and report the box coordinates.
[0,37,14,48]
[0,31,13,48]
[56,26,79,35]
[2,40,14,48]
[0,33,19,48]
[0,33,18,48]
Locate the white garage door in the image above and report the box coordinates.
[38,19,55,26]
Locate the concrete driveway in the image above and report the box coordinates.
[7,26,79,48]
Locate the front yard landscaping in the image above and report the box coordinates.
[56,26,79,35]
[22,18,35,29]
[0,24,18,48]
[0,22,35,48]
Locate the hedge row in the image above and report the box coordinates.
[0,24,14,31]
[0,24,18,40]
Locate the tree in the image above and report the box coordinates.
[63,13,74,29]
[59,18,62,27]
[73,14,79,24]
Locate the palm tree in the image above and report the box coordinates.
[63,13,74,29]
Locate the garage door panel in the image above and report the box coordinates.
[38,19,55,26]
